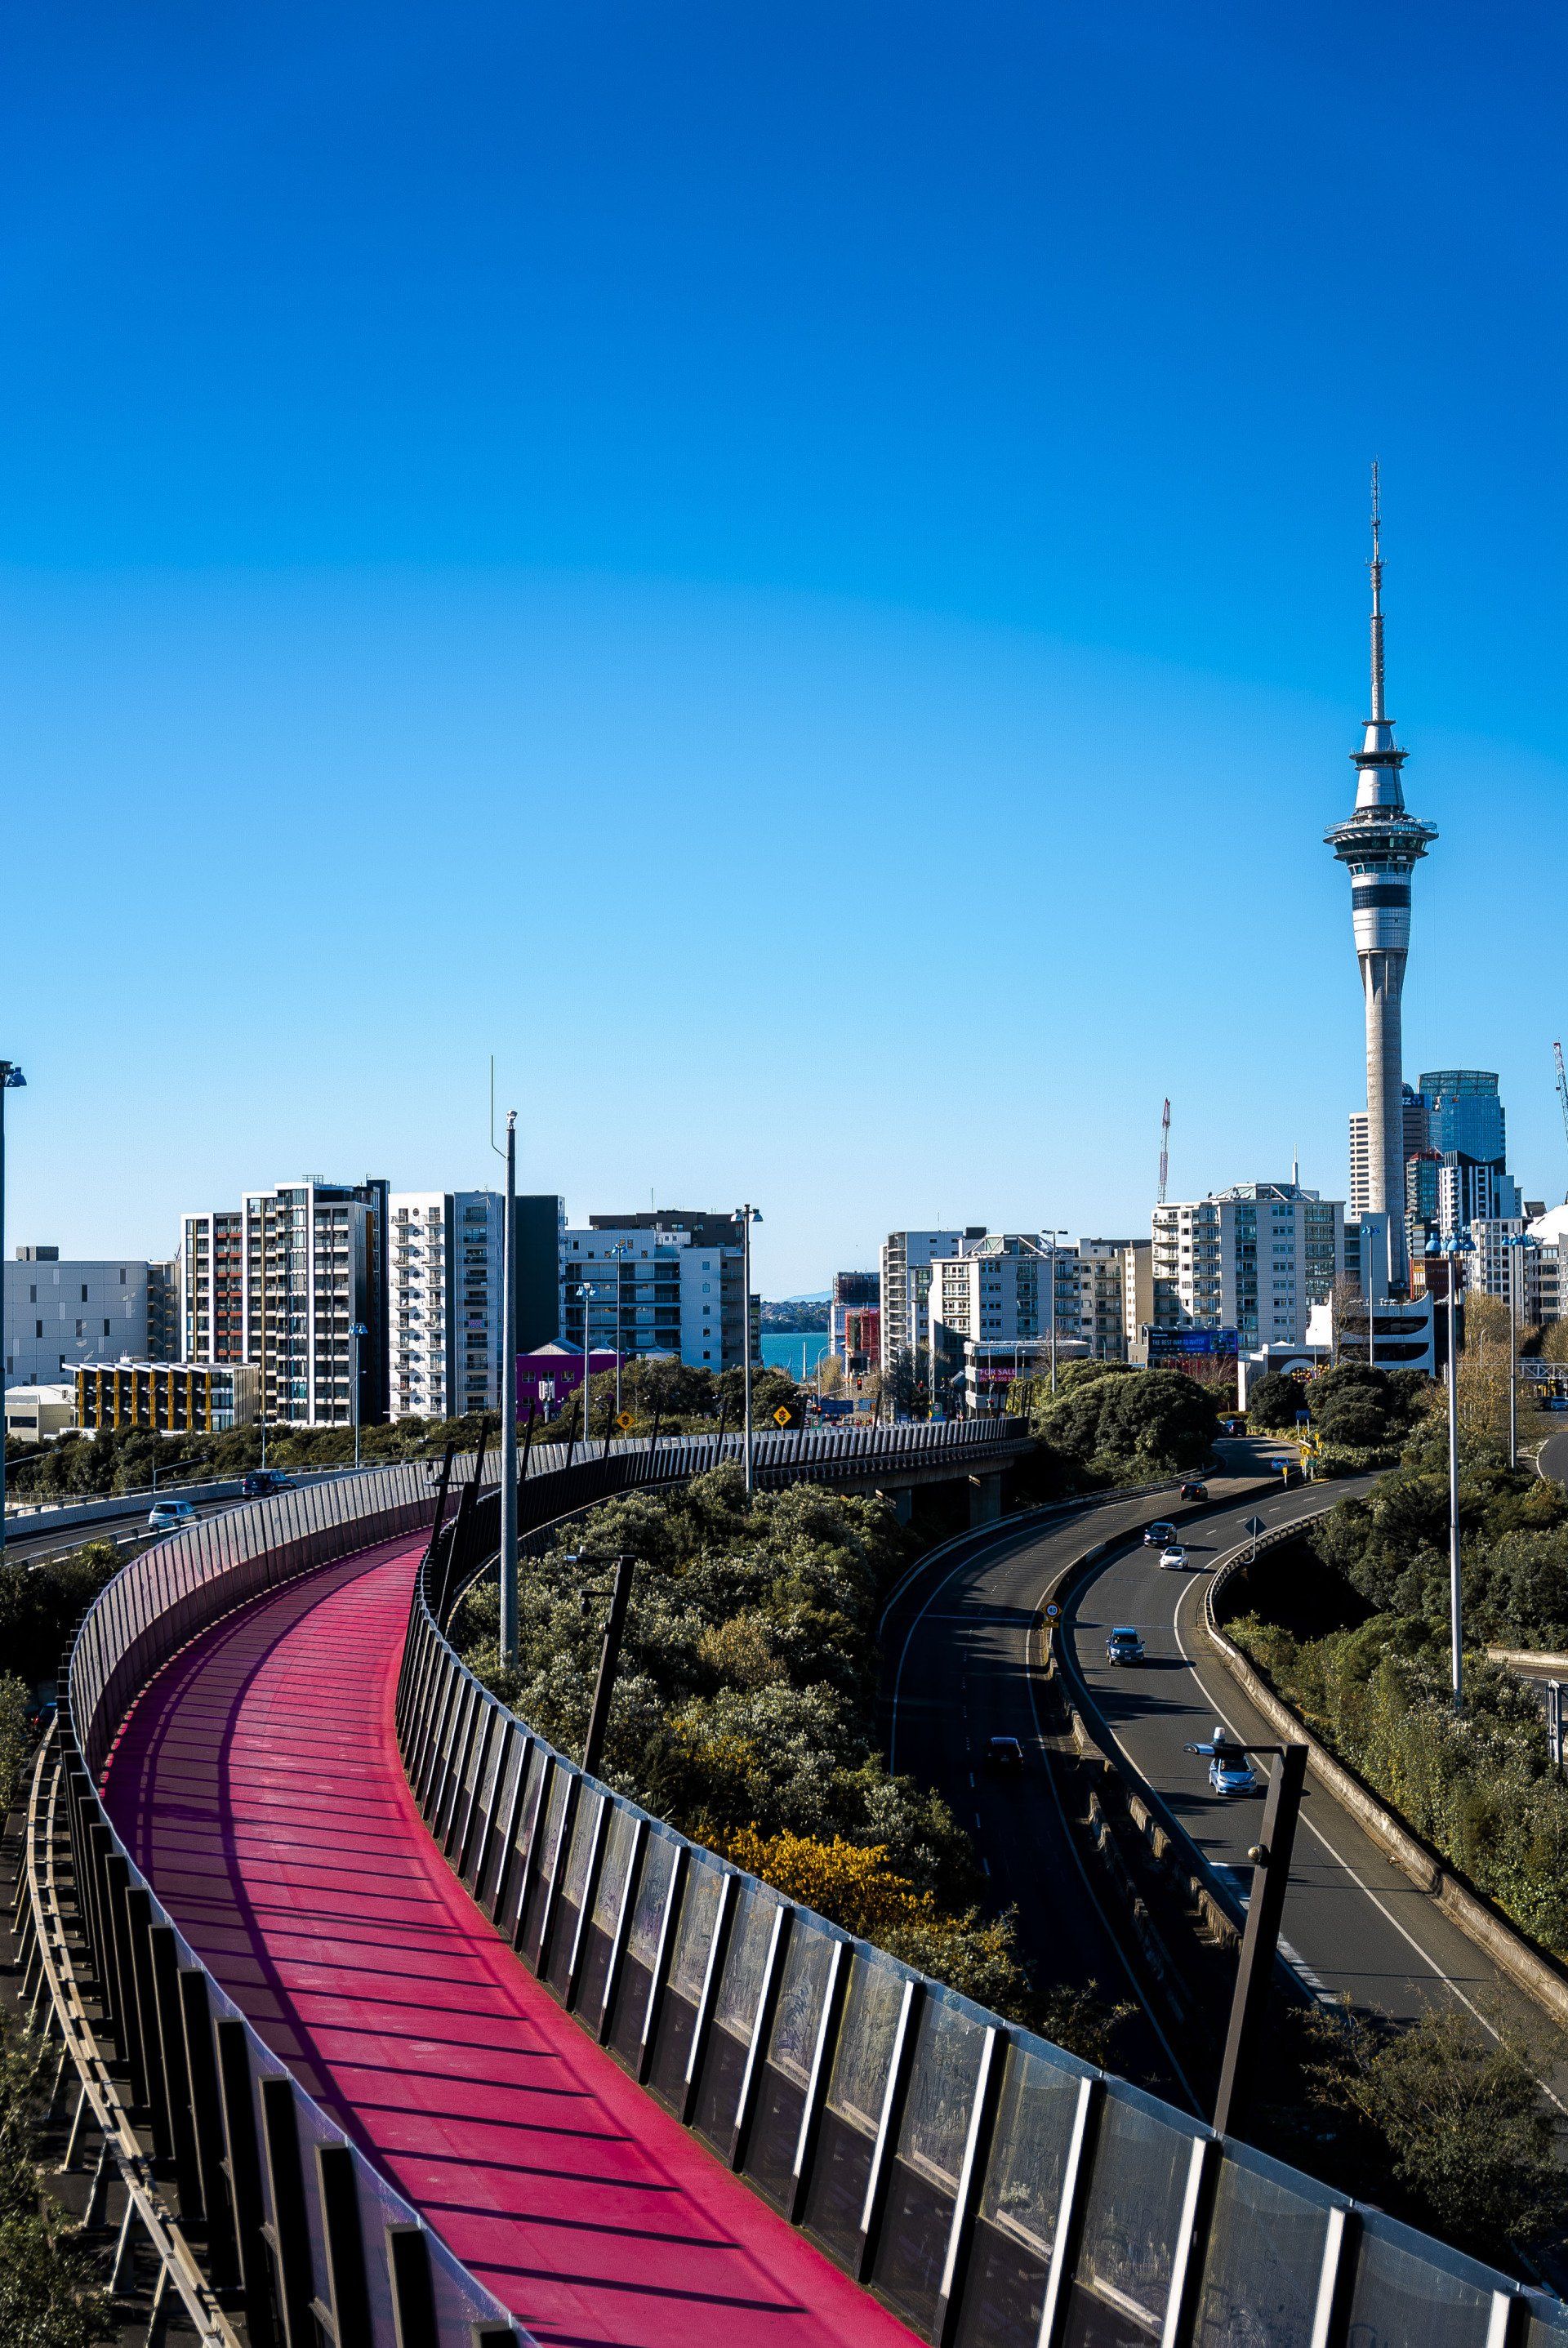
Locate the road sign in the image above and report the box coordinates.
[1244,1517,1267,1537]
[1043,1601,1062,1621]
[616,1411,634,1430]
[773,1406,792,1426]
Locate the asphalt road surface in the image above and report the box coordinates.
[884,1445,1567,2115]
[1539,1431,1568,1486]
[880,1469,1273,2112]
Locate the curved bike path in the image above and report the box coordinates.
[101,1533,915,2348]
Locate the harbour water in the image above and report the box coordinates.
[760,1333,832,1379]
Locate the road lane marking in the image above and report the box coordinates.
[1164,1539,1566,2100]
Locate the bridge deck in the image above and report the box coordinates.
[103,1536,915,2348]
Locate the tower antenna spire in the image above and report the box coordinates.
[1369,458,1385,724]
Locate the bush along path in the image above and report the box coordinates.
[454,1463,1098,2039]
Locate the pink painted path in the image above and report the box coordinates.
[103,1536,915,2348]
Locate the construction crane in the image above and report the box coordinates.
[1158,1098,1171,1206]
[1555,1043,1568,1202]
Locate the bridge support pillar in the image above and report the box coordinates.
[969,1473,1003,1527]
[877,1487,913,1526]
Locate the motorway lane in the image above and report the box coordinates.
[1067,1462,1561,2053]
[881,1470,1270,2111]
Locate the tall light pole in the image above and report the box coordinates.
[349,1321,368,1470]
[1504,1230,1529,1474]
[1042,1227,1068,1396]
[738,1205,761,1495]
[1431,1236,1471,1713]
[500,1110,519,1667]
[608,1240,630,1419]
[0,1062,27,1555]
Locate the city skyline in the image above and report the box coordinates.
[6,7,1565,1293]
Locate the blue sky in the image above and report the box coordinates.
[3,3,1563,1291]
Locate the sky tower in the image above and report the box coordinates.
[1325,469,1437,1295]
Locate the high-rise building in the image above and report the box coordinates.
[1349,1085,1429,1217]
[1420,1070,1507,1168]
[561,1212,750,1370]
[1325,475,1437,1294]
[829,1272,880,1368]
[240,1179,389,1428]
[879,1229,986,1374]
[389,1192,502,1421]
[3,1249,157,1388]
[180,1210,246,1363]
[1149,1184,1343,1351]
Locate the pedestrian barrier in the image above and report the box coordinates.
[23,1423,1566,2348]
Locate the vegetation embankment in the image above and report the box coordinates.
[0,1543,122,1707]
[1009,1358,1222,1486]
[1246,1356,1432,1473]
[0,2011,109,2348]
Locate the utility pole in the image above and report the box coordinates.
[500,1110,519,1667]
[739,1205,761,1495]
[0,1063,24,1555]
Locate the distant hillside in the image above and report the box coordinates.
[761,1299,830,1331]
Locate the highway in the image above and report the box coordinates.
[880,1473,1272,2111]
[885,1446,1566,2117]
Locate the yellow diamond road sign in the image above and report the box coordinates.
[616,1410,635,1430]
[773,1406,792,1426]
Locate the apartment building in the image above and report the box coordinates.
[180,1210,246,1363]
[3,1249,154,1388]
[390,1192,501,1420]
[829,1271,880,1368]
[77,1359,260,1435]
[1149,1183,1343,1352]
[879,1229,986,1375]
[562,1211,751,1370]
[1057,1238,1143,1360]
[240,1179,389,1428]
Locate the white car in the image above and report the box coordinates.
[1159,1544,1189,1571]
[1209,1752,1257,1797]
[148,1498,197,1532]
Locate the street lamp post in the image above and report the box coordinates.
[608,1241,630,1420]
[349,1321,368,1471]
[1504,1230,1530,1474]
[738,1205,761,1495]
[576,1280,599,1444]
[1043,1227,1068,1395]
[500,1110,519,1668]
[1429,1236,1471,1713]
[0,1062,25,1556]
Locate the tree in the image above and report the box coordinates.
[1040,1367,1218,1475]
[1248,1371,1308,1432]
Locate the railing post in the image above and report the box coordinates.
[147,1923,201,2212]
[385,2222,439,2348]
[855,1976,924,2283]
[1039,2074,1103,2348]
[786,1936,850,2224]
[933,2023,1008,2346]
[488,1731,537,1928]
[102,1852,149,2110]
[260,2074,318,2348]
[595,1815,647,2042]
[316,2141,374,2348]
[456,1701,501,1882]
[178,1968,240,2292]
[731,1904,791,2171]
[215,2018,280,2348]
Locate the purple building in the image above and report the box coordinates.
[515,1343,620,1413]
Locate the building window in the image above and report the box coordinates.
[103,1320,110,1337]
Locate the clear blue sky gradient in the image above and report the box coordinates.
[3,4,1562,1291]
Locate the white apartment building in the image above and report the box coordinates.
[389,1192,504,1420]
[1057,1238,1143,1360]
[180,1210,246,1363]
[1150,1183,1343,1352]
[4,1250,155,1388]
[562,1214,747,1369]
[880,1229,986,1375]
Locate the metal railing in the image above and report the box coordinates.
[403,1450,1568,2348]
[29,1418,1565,2348]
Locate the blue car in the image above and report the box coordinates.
[1209,1752,1257,1796]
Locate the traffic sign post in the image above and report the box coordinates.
[1213,1743,1309,2140]
[1244,1515,1267,1563]
[773,1406,792,1427]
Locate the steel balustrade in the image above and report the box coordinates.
[20,1418,1565,2348]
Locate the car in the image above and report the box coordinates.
[1209,1751,1257,1797]
[148,1498,197,1531]
[1105,1626,1145,1664]
[1178,1481,1208,1502]
[1159,1544,1189,1571]
[985,1735,1024,1775]
[242,1469,293,1497]
[1143,1521,1178,1548]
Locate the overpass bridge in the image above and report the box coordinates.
[16,1419,1563,2348]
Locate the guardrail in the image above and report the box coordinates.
[404,1454,1565,2347]
[29,1421,1566,2348]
